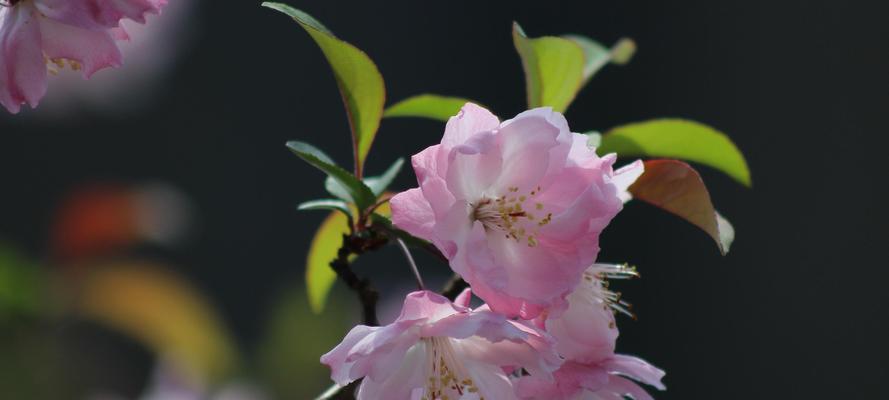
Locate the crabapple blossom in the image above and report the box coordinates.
[516,264,665,399]
[320,289,560,400]
[390,103,643,319]
[0,0,167,113]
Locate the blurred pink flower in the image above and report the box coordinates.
[320,289,560,400]
[390,103,643,319]
[516,264,665,399]
[0,0,166,113]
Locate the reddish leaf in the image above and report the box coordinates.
[629,160,734,254]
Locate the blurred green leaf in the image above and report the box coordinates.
[513,22,585,112]
[364,158,404,196]
[563,35,635,85]
[628,160,734,254]
[264,3,385,178]
[0,244,47,319]
[599,119,752,187]
[256,285,350,399]
[305,210,350,313]
[384,94,475,121]
[287,141,377,211]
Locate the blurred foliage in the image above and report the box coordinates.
[255,285,352,399]
[0,243,49,320]
[75,262,240,385]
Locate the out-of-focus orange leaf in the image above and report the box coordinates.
[75,262,238,384]
[51,184,191,264]
[52,185,139,263]
[629,160,734,254]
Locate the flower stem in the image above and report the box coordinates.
[396,238,425,290]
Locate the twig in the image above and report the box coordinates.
[441,274,468,300]
[330,233,384,326]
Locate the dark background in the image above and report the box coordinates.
[2,0,887,398]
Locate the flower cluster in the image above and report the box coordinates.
[322,103,664,399]
[0,0,167,113]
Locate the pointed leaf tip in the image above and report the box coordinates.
[384,94,478,121]
[600,119,752,187]
[629,160,735,255]
[269,5,385,178]
[513,22,585,112]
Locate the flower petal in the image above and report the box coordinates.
[610,159,644,203]
[355,342,429,400]
[0,5,47,113]
[441,102,500,149]
[604,355,666,391]
[390,188,436,242]
[34,0,166,30]
[38,14,123,78]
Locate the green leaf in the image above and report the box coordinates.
[297,199,352,218]
[513,22,585,113]
[325,157,404,201]
[364,158,404,196]
[628,160,734,254]
[305,211,350,313]
[264,3,385,178]
[286,141,376,211]
[599,119,751,186]
[563,35,635,85]
[384,94,476,121]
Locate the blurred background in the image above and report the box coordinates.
[1,0,887,398]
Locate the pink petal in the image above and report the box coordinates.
[604,355,666,391]
[494,107,571,192]
[454,287,472,308]
[445,130,502,200]
[390,188,436,242]
[610,159,644,203]
[38,14,123,78]
[0,5,47,113]
[354,342,429,400]
[441,102,500,149]
[34,0,166,30]
[545,279,619,363]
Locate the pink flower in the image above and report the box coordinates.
[0,0,166,113]
[516,264,665,399]
[320,289,561,400]
[390,103,643,319]
[516,357,665,400]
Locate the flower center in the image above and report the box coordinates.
[45,57,82,75]
[423,337,481,399]
[583,264,639,320]
[471,186,551,248]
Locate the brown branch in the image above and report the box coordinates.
[330,232,386,326]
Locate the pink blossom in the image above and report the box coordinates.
[0,0,166,113]
[516,264,665,399]
[390,103,643,319]
[320,289,560,400]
